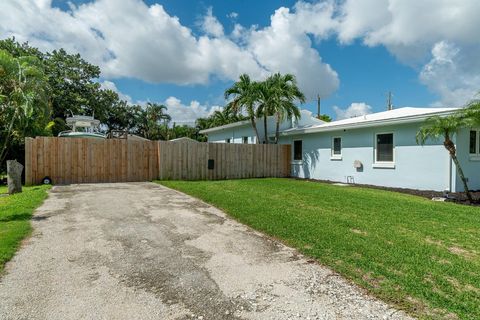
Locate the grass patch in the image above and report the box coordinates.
[0,185,50,272]
[158,178,480,319]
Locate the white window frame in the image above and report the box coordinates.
[292,139,303,163]
[469,129,480,161]
[242,136,249,144]
[330,136,342,160]
[373,132,395,169]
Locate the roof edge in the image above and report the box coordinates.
[280,108,458,136]
[199,119,251,134]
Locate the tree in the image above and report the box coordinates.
[257,73,305,144]
[225,74,262,144]
[416,114,473,202]
[463,98,480,125]
[0,39,120,135]
[194,109,247,142]
[137,103,171,140]
[0,49,51,166]
[317,114,332,122]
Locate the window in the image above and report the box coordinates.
[470,130,480,160]
[242,136,249,144]
[331,137,342,159]
[293,140,302,161]
[470,130,478,154]
[375,133,394,163]
[225,138,231,143]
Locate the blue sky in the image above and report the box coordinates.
[3,0,479,123]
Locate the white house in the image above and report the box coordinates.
[199,110,324,144]
[201,107,480,192]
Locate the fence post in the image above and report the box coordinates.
[24,138,33,186]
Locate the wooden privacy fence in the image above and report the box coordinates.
[25,137,291,185]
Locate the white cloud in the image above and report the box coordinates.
[101,80,219,125]
[0,0,340,100]
[201,7,224,38]
[246,6,339,98]
[164,96,222,125]
[100,80,132,103]
[332,0,480,105]
[420,41,480,107]
[227,12,238,19]
[333,102,372,120]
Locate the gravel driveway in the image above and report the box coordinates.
[0,182,412,320]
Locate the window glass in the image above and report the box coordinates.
[242,136,248,144]
[376,133,393,162]
[469,131,477,154]
[333,137,341,155]
[225,138,231,143]
[293,140,302,161]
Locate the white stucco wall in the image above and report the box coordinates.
[207,124,257,143]
[206,117,296,144]
[454,128,480,191]
[280,122,458,191]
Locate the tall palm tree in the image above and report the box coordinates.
[271,73,305,143]
[416,114,473,202]
[257,80,275,144]
[225,74,261,144]
[258,73,305,144]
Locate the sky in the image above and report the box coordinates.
[1,0,480,124]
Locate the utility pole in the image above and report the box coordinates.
[317,94,321,117]
[387,91,393,110]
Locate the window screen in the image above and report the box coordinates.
[470,131,477,154]
[333,137,341,155]
[376,133,393,162]
[293,140,302,161]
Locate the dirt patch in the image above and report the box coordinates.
[351,228,368,236]
[448,246,477,260]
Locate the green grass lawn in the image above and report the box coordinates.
[159,178,480,320]
[0,185,50,272]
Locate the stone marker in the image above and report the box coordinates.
[7,160,23,194]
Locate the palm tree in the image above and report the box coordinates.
[0,50,50,165]
[225,74,261,144]
[258,73,305,144]
[210,110,230,127]
[271,73,305,143]
[463,98,480,125]
[256,80,274,144]
[416,114,473,202]
[137,102,171,140]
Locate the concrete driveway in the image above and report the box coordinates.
[0,183,411,320]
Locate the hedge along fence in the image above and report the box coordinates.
[25,137,291,185]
